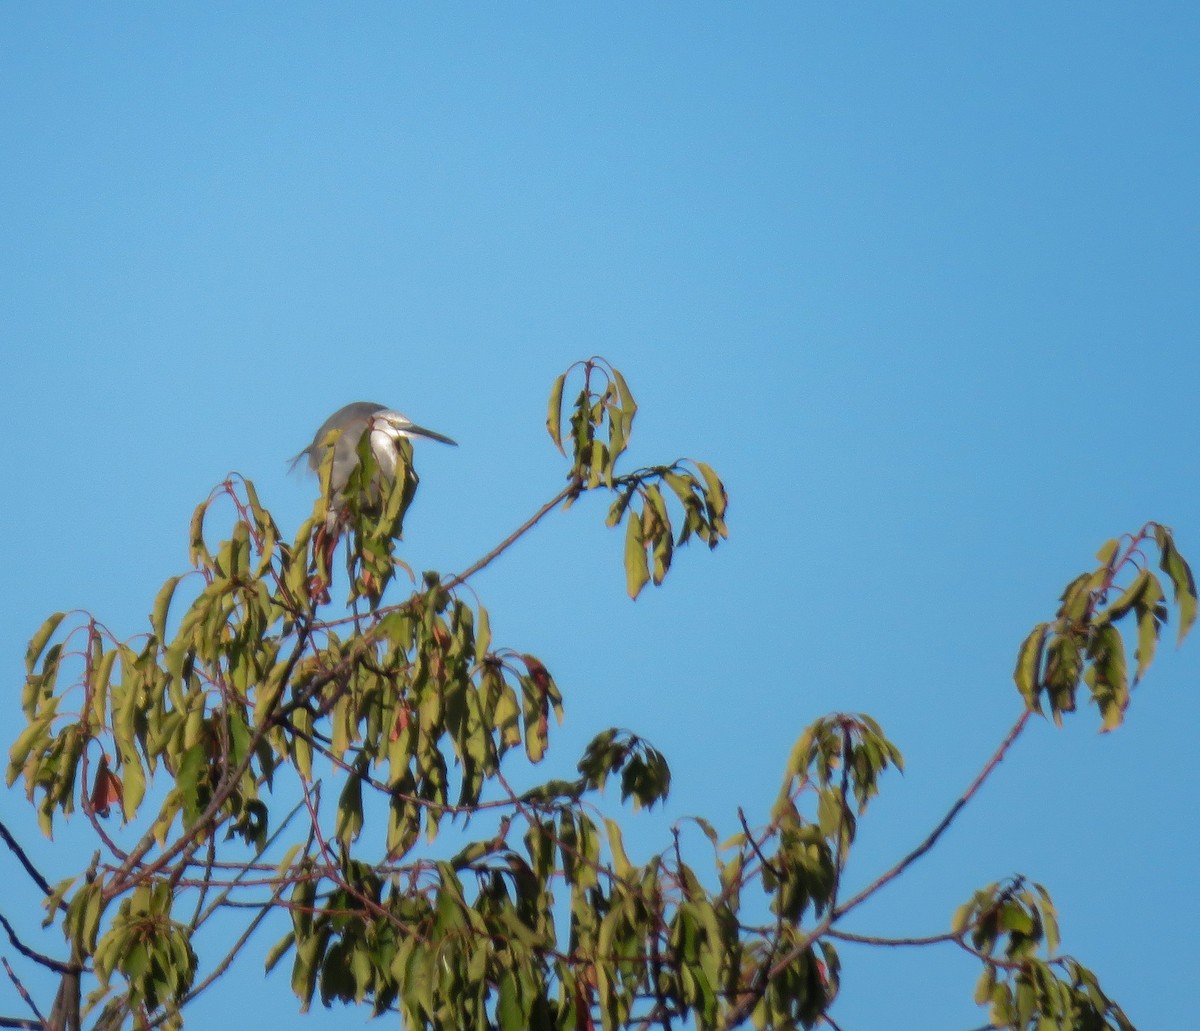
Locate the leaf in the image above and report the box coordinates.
[1133,576,1165,683]
[1095,538,1120,568]
[8,710,57,788]
[624,508,650,600]
[25,612,66,675]
[150,576,184,642]
[81,882,105,953]
[1096,568,1152,625]
[89,754,123,818]
[1157,527,1198,645]
[1013,623,1047,708]
[695,461,729,524]
[611,366,637,417]
[1089,624,1129,732]
[120,754,146,821]
[520,675,549,765]
[292,707,313,781]
[465,606,488,668]
[188,500,212,568]
[690,816,719,846]
[604,817,632,878]
[546,372,567,455]
[89,647,119,729]
[336,766,365,847]
[608,367,638,462]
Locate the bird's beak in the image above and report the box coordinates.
[380,415,458,447]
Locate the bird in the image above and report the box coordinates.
[291,401,457,496]
[292,403,456,602]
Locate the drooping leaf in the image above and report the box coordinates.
[1157,526,1198,645]
[546,372,567,455]
[1013,623,1047,708]
[624,508,650,600]
[25,612,67,676]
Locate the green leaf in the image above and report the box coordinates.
[695,461,729,524]
[1133,575,1165,683]
[89,647,119,730]
[1095,538,1120,568]
[81,882,105,953]
[150,576,184,642]
[497,970,526,1031]
[336,767,365,847]
[624,508,649,600]
[8,710,57,787]
[611,366,636,417]
[604,817,632,878]
[546,372,566,455]
[291,706,313,782]
[188,500,213,568]
[1013,623,1047,707]
[25,612,66,675]
[474,604,491,664]
[1088,624,1128,731]
[1157,526,1198,645]
[121,754,146,821]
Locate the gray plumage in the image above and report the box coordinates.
[292,401,457,495]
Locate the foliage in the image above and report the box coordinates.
[2,358,1195,1031]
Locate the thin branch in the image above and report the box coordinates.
[723,709,1033,1030]
[833,709,1032,921]
[0,818,53,898]
[1,956,44,1024]
[736,807,780,881]
[192,799,306,930]
[442,480,580,590]
[828,927,958,948]
[0,913,72,975]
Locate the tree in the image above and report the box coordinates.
[3,358,1196,1031]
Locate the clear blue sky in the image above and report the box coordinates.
[2,5,1198,1029]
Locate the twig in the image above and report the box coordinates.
[442,481,579,590]
[1,956,44,1024]
[0,913,72,975]
[833,709,1032,921]
[0,819,53,898]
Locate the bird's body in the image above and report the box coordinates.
[292,402,455,601]
[292,401,457,494]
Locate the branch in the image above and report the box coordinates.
[0,913,72,975]
[1,957,44,1025]
[834,708,1032,921]
[442,480,579,590]
[0,818,54,898]
[828,927,958,948]
[722,709,1033,1029]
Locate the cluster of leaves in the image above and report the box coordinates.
[547,356,729,598]
[956,880,1133,1031]
[268,715,894,1031]
[1014,524,1197,729]
[6,360,738,1029]
[3,357,1196,1031]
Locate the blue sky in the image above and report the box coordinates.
[2,5,1198,1028]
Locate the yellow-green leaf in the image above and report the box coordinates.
[25,612,66,675]
[624,508,650,600]
[546,372,566,455]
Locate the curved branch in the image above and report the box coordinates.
[0,913,72,975]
